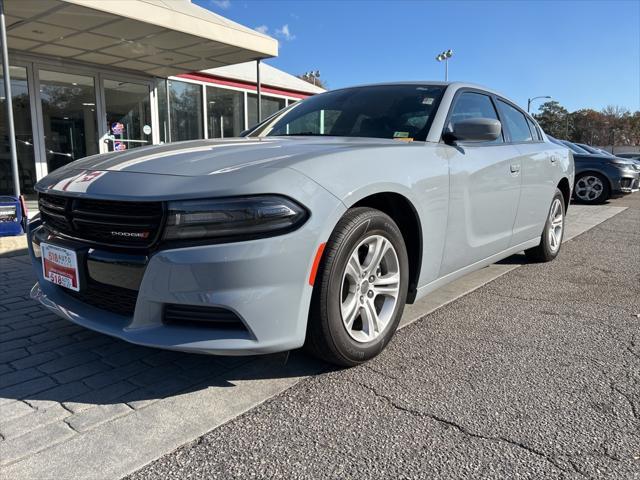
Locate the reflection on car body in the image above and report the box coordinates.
[29,82,574,366]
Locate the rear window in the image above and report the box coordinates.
[496,100,533,142]
[526,117,541,141]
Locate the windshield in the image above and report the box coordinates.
[246,85,445,141]
[577,143,599,154]
[561,140,590,154]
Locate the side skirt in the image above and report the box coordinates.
[414,238,540,302]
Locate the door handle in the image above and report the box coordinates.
[510,163,521,174]
[550,154,559,163]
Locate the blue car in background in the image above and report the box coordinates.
[548,136,639,203]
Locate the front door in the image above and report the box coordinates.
[439,91,522,276]
[101,79,152,153]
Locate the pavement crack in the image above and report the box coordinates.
[362,363,405,383]
[627,342,640,363]
[610,382,639,421]
[62,417,81,433]
[350,378,587,478]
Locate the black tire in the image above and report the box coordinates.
[525,188,565,263]
[573,172,611,204]
[305,207,409,367]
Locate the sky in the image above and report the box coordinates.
[194,0,640,114]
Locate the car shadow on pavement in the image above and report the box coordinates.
[496,252,530,265]
[0,321,333,413]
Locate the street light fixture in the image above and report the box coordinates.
[527,95,551,113]
[435,49,453,81]
[303,70,321,86]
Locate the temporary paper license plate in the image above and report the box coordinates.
[41,243,80,292]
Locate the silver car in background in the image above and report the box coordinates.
[28,82,574,366]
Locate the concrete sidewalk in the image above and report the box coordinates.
[0,202,629,480]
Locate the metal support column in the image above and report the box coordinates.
[256,59,262,123]
[0,0,20,197]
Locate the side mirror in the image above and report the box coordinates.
[446,118,501,143]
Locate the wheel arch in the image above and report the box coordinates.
[557,177,571,211]
[349,191,423,304]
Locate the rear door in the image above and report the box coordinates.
[439,91,523,275]
[495,100,558,246]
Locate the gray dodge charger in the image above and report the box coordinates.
[28,82,574,366]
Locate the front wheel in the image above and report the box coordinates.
[525,188,565,263]
[574,172,610,204]
[305,207,409,367]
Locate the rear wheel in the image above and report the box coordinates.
[574,172,610,204]
[306,207,409,367]
[525,188,565,263]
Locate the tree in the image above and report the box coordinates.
[534,100,639,147]
[534,101,570,138]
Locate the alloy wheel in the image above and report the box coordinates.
[340,235,400,343]
[547,198,563,253]
[575,175,604,202]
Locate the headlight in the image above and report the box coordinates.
[163,195,308,241]
[608,160,634,169]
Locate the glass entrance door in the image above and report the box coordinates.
[103,79,152,152]
[1,65,38,198]
[38,70,98,173]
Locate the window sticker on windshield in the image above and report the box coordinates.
[394,131,409,138]
[422,97,435,105]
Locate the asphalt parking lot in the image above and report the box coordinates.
[128,193,640,480]
[0,195,638,480]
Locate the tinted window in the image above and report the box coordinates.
[526,117,540,141]
[448,92,502,143]
[496,100,532,142]
[247,94,286,128]
[168,80,203,141]
[248,85,445,141]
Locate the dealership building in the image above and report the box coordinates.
[0,0,324,199]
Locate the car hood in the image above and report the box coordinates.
[54,137,412,177]
[35,136,424,201]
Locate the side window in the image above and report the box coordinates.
[526,117,540,141]
[496,100,533,142]
[448,92,503,143]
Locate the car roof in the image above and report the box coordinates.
[325,81,509,101]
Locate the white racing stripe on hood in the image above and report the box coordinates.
[207,155,294,174]
[106,142,264,171]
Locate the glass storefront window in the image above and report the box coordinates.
[103,79,151,152]
[0,66,37,197]
[206,86,244,138]
[39,70,98,172]
[168,79,203,141]
[156,78,169,143]
[247,94,286,128]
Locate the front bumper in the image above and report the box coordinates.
[29,194,345,356]
[614,169,639,194]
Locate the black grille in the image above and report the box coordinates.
[164,304,246,330]
[39,193,164,248]
[67,280,138,316]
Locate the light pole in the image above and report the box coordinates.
[527,95,551,113]
[303,70,321,86]
[435,49,453,81]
